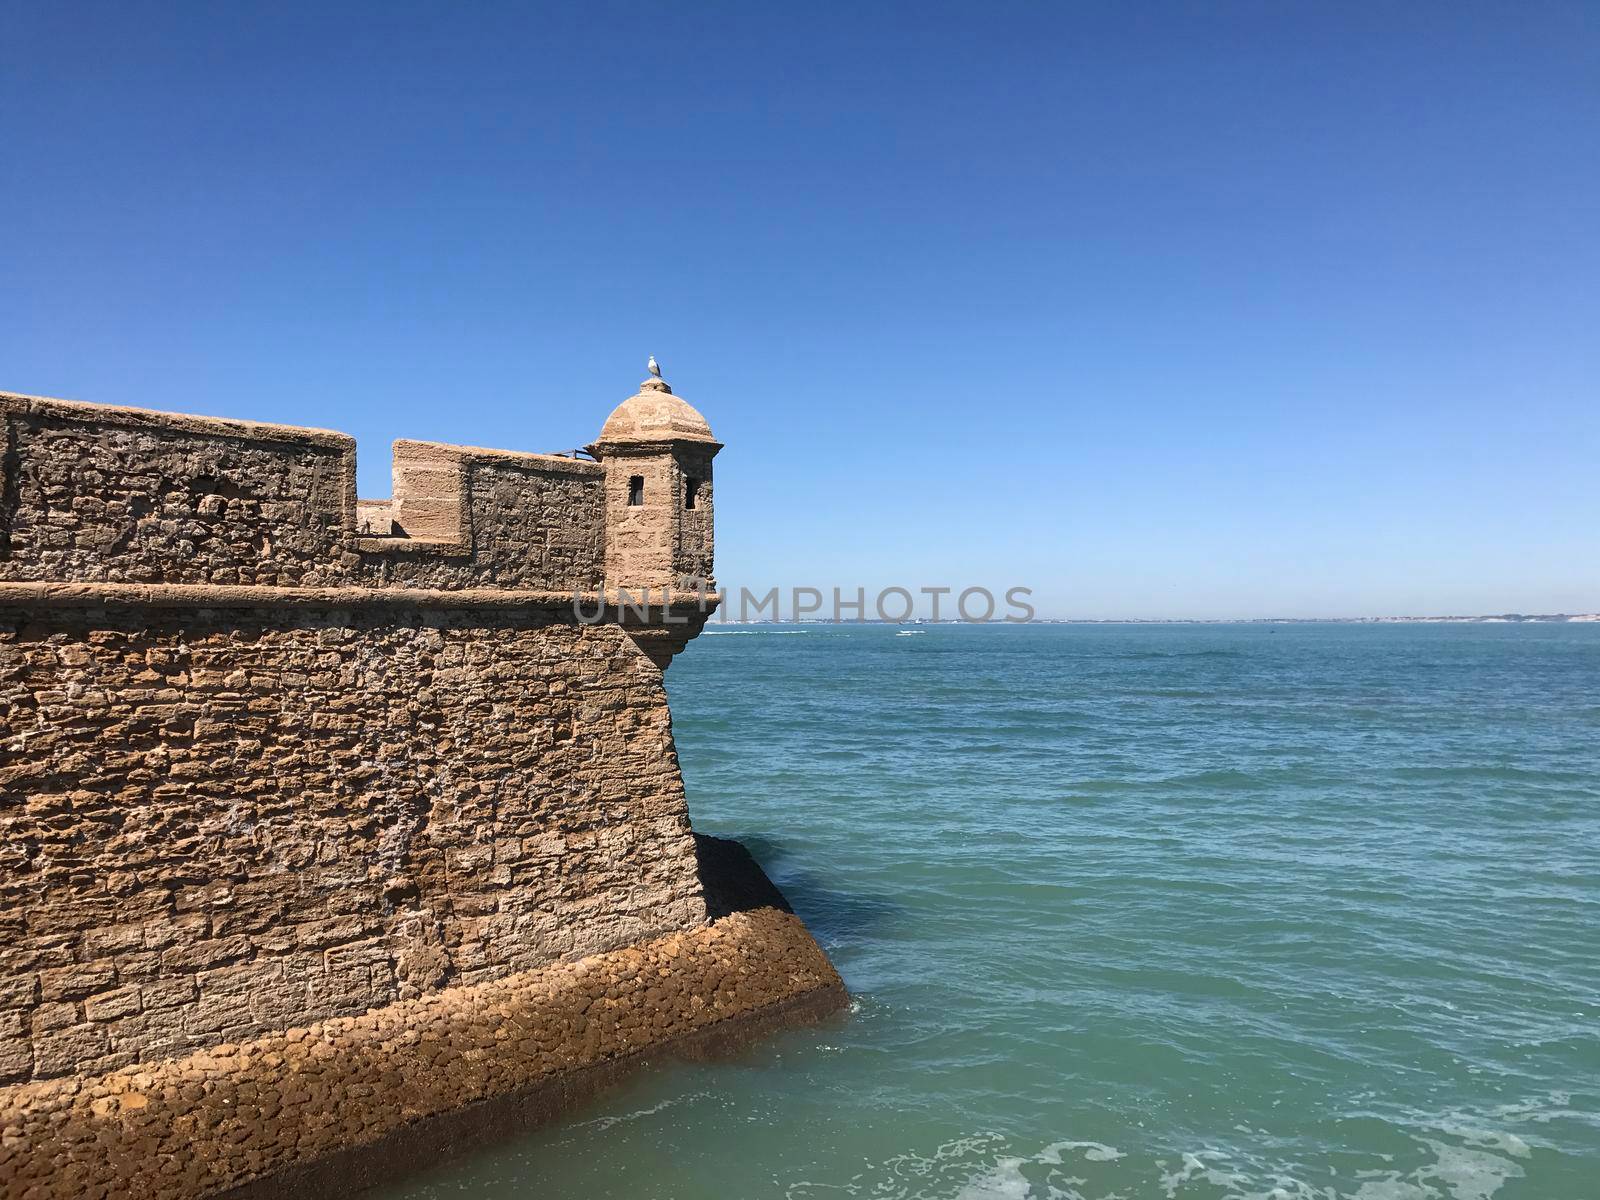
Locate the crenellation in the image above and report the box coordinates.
[357,442,606,591]
[1,391,619,595]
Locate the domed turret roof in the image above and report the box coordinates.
[592,377,718,447]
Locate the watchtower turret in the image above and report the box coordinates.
[587,365,721,595]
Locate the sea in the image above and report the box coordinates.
[380,622,1599,1199]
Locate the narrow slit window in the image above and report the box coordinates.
[627,475,644,506]
[685,478,700,509]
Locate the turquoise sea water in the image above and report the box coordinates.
[384,623,1599,1199]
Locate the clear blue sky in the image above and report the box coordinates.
[3,2,1596,618]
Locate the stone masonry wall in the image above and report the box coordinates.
[674,444,716,586]
[0,393,607,592]
[599,450,680,591]
[0,604,704,1086]
[0,399,355,587]
[355,447,605,592]
[0,907,846,1200]
[597,445,715,592]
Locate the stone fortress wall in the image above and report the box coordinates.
[0,378,844,1199]
[0,390,611,591]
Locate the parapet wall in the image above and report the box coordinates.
[0,392,606,592]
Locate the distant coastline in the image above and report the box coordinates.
[717,613,1600,626]
[1035,613,1600,625]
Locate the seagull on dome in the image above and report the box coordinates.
[647,355,662,378]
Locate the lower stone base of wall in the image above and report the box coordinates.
[0,906,846,1200]
[220,982,844,1200]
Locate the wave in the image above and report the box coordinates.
[776,1094,1574,1200]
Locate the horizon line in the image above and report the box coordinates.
[714,612,1600,626]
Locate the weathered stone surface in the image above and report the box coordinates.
[0,395,354,587]
[0,384,837,1200]
[588,378,719,592]
[0,908,844,1200]
[0,392,610,594]
[0,605,705,1082]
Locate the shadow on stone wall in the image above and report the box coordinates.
[694,834,796,919]
[695,833,901,948]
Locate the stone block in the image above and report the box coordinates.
[0,972,38,1009]
[84,986,142,1022]
[30,1002,79,1034]
[32,1022,110,1076]
[38,963,116,1002]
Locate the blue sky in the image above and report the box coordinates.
[3,2,1596,618]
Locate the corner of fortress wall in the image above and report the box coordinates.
[0,389,845,1199]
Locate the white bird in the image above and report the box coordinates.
[647,355,662,378]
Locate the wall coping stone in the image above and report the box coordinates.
[0,390,354,450]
